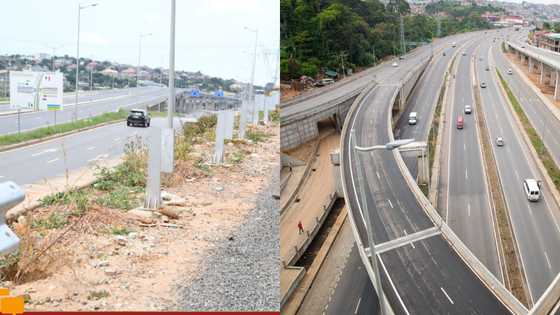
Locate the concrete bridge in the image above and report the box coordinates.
[506,41,560,100]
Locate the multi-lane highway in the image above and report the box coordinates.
[0,86,175,135]
[444,36,503,280]
[0,115,191,186]
[476,30,560,302]
[340,31,516,313]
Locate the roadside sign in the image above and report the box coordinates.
[38,72,63,111]
[9,71,63,111]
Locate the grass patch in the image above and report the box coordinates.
[496,69,560,190]
[31,212,69,230]
[110,226,132,235]
[88,290,110,300]
[246,127,270,143]
[0,109,129,147]
[228,150,246,164]
[270,108,279,124]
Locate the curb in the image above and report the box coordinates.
[0,119,124,153]
[6,177,99,222]
[281,208,348,315]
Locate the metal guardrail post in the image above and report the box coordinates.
[0,181,24,254]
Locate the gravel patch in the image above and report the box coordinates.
[178,167,280,311]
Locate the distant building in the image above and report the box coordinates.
[120,67,136,79]
[541,33,560,52]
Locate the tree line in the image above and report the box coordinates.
[281,0,503,80]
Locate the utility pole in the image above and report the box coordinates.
[340,53,346,78]
[245,26,258,125]
[137,33,152,89]
[400,14,406,56]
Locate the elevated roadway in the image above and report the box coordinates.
[340,32,525,314]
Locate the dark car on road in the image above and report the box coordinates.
[127,109,151,127]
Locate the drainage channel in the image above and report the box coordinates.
[295,198,345,269]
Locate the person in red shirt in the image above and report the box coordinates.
[297,221,304,234]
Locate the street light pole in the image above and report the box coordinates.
[137,33,152,89]
[351,130,390,315]
[245,26,258,124]
[74,3,98,121]
[168,0,176,129]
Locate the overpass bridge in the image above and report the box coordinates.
[505,40,560,101]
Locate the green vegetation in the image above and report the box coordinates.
[281,0,501,80]
[0,110,129,147]
[497,70,560,191]
[110,226,132,236]
[425,2,502,34]
[88,290,110,300]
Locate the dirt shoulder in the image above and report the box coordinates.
[2,122,279,311]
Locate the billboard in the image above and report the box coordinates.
[9,71,63,111]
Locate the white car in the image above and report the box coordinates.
[392,62,398,67]
[507,68,513,75]
[523,179,542,202]
[496,137,504,146]
[464,105,472,114]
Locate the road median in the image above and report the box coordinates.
[473,62,531,307]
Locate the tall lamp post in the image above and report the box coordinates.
[353,133,415,315]
[75,2,98,121]
[244,26,258,124]
[137,33,152,89]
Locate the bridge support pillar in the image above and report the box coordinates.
[330,150,344,198]
[555,70,560,101]
[550,71,556,87]
[528,57,533,73]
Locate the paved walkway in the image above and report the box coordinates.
[280,132,339,303]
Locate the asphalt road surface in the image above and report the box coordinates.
[476,31,560,303]
[0,86,174,135]
[340,31,512,313]
[445,35,502,280]
[0,115,188,187]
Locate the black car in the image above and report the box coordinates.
[127,109,151,127]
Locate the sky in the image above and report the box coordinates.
[0,0,279,86]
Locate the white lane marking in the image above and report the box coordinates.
[403,229,416,249]
[468,203,471,217]
[354,297,361,314]
[514,169,520,180]
[465,169,468,180]
[463,142,466,151]
[441,287,454,305]
[545,251,552,269]
[46,158,59,164]
[113,137,121,142]
[31,148,57,157]
[378,256,411,315]
[388,199,394,209]
[87,146,96,151]
[376,171,381,180]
